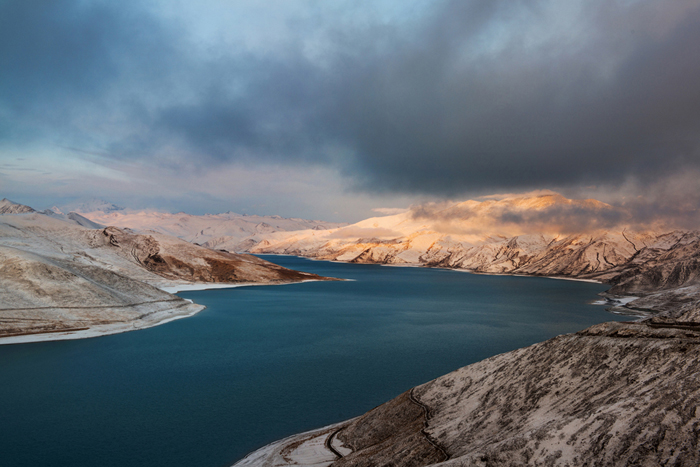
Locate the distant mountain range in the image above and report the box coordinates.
[5,194,700,465]
[226,192,700,466]
[242,192,700,314]
[71,204,347,252]
[56,198,125,214]
[71,192,700,315]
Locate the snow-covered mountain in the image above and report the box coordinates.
[77,206,347,251]
[0,198,35,214]
[41,209,104,229]
[0,199,330,343]
[59,198,125,214]
[244,192,700,311]
[246,193,639,271]
[248,193,635,271]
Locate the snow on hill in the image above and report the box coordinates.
[59,198,125,214]
[42,209,104,229]
[245,192,700,311]
[246,191,644,271]
[77,206,348,251]
[0,200,332,343]
[0,198,35,214]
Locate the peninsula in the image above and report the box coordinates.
[0,199,333,344]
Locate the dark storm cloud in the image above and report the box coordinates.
[0,0,178,144]
[3,0,700,199]
[149,55,332,164]
[0,1,119,108]
[323,0,700,194]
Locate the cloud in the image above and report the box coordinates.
[476,190,559,201]
[325,0,700,196]
[2,0,700,221]
[409,192,630,235]
[328,226,402,239]
[371,207,408,215]
[0,1,178,138]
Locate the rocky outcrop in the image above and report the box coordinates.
[89,226,325,284]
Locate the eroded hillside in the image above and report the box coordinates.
[0,202,332,342]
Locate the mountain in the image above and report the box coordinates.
[0,198,35,214]
[76,206,348,251]
[59,198,125,214]
[0,203,332,343]
[246,192,639,269]
[237,314,700,467]
[233,192,700,466]
[245,193,700,312]
[42,209,104,229]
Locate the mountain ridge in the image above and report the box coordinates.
[241,194,700,314]
[0,202,334,343]
[0,198,35,214]
[75,205,348,251]
[227,193,700,467]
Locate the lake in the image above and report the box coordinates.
[0,255,627,467]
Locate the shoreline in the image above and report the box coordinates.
[253,253,647,320]
[159,278,328,294]
[0,279,333,346]
[0,302,205,346]
[232,419,356,467]
[543,275,602,284]
[254,253,604,282]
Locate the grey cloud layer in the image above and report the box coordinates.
[2,0,700,197]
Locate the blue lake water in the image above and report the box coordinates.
[0,255,627,467]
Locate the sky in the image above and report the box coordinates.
[1,0,700,224]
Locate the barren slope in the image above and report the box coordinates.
[231,193,700,467]
[77,207,347,251]
[236,312,700,467]
[247,194,700,312]
[0,205,331,342]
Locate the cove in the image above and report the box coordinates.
[0,255,629,467]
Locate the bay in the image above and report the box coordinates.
[0,255,627,467]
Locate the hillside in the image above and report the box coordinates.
[0,200,331,343]
[236,314,700,467]
[232,192,700,467]
[246,193,700,312]
[74,204,347,251]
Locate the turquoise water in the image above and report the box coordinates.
[0,256,626,467]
